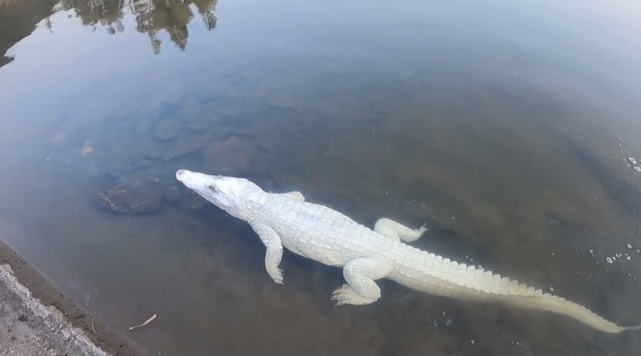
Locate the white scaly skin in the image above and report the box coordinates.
[176,169,641,334]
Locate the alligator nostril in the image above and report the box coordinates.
[176,169,187,180]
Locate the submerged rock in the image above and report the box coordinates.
[161,138,207,161]
[153,119,182,141]
[263,92,295,109]
[161,184,182,203]
[97,182,163,214]
[202,135,253,170]
[185,119,209,133]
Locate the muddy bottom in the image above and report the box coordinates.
[1,0,641,355]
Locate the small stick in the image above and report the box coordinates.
[128,314,157,330]
[91,318,98,334]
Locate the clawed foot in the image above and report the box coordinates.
[330,284,371,306]
[398,222,429,243]
[268,268,285,285]
[374,218,429,243]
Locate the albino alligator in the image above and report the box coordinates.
[176,169,641,334]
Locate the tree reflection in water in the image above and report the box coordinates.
[50,0,218,54]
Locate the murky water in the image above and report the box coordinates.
[1,0,641,355]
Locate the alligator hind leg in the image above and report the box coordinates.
[330,258,393,305]
[374,218,428,243]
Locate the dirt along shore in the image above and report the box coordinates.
[0,238,149,356]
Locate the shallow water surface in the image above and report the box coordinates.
[1,0,641,355]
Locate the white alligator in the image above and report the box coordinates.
[176,169,641,334]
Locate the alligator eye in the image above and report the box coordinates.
[208,184,217,191]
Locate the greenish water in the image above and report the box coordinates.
[1,0,641,355]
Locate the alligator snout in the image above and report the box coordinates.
[175,169,189,181]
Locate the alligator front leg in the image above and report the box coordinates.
[275,191,305,202]
[330,257,393,305]
[249,222,285,284]
[374,218,428,243]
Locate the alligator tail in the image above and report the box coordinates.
[404,248,641,333]
[502,291,641,333]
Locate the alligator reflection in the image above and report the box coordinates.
[49,0,218,54]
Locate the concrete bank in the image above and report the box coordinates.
[0,239,148,356]
[0,263,110,355]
